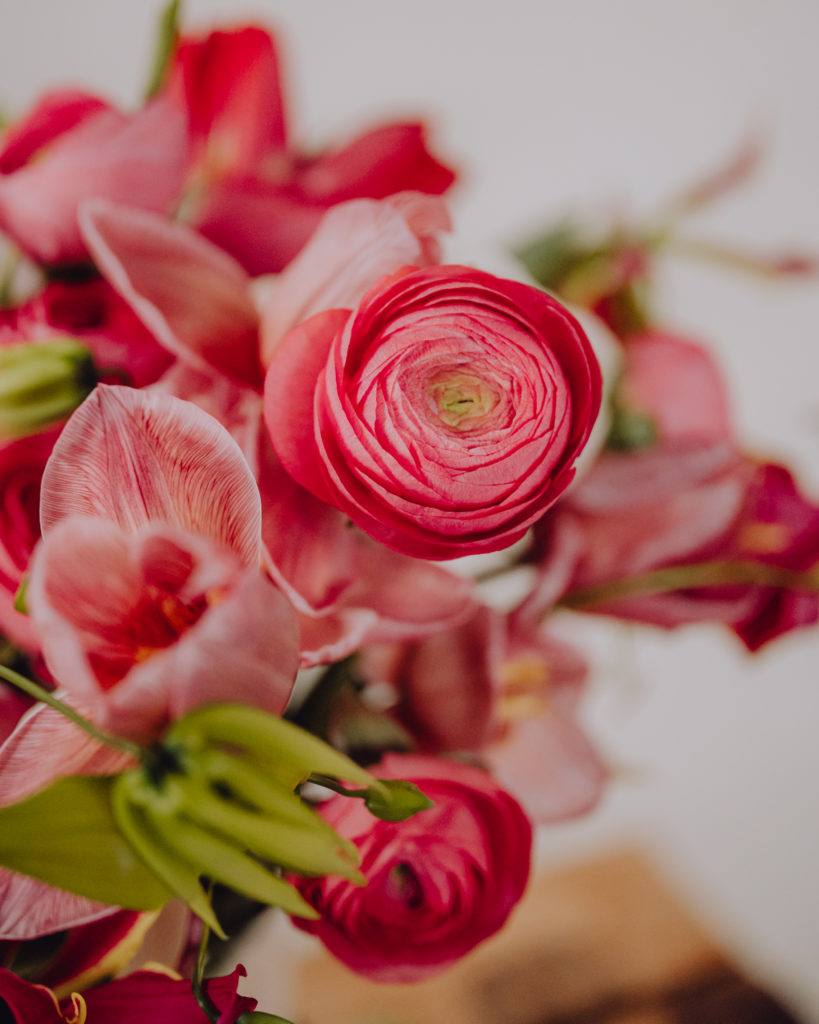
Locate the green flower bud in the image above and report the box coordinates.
[364,778,434,822]
[0,337,97,438]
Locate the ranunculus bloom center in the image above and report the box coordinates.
[426,370,499,431]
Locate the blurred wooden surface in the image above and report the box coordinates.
[294,850,802,1024]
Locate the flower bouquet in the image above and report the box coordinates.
[0,4,816,1022]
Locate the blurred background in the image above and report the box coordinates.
[1,1,817,1020]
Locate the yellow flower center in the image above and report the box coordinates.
[427,371,497,430]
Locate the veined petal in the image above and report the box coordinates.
[40,385,261,565]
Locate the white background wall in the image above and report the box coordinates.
[1,1,817,1018]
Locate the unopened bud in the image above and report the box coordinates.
[0,338,97,438]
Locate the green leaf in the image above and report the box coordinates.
[0,775,171,910]
[513,221,593,290]
[365,779,434,822]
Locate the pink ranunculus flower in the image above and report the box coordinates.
[265,266,602,560]
[290,753,532,982]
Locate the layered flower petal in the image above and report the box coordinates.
[40,385,261,566]
[291,753,531,982]
[259,192,450,362]
[265,265,601,559]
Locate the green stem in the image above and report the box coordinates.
[191,886,220,1024]
[662,236,791,278]
[308,774,367,799]
[559,559,819,611]
[0,664,143,760]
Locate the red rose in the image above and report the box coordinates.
[290,753,532,982]
[265,265,601,559]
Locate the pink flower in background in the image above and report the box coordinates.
[724,462,819,650]
[0,427,60,652]
[10,278,173,389]
[0,91,187,266]
[291,753,532,982]
[265,266,601,559]
[613,331,733,447]
[359,607,605,823]
[166,24,455,273]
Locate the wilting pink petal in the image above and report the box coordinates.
[27,518,298,741]
[259,192,450,362]
[80,200,262,387]
[358,608,605,823]
[0,99,187,265]
[40,385,261,565]
[487,711,605,824]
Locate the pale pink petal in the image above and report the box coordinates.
[27,518,298,742]
[105,568,299,738]
[487,712,607,824]
[80,200,262,387]
[0,703,130,940]
[297,608,380,669]
[0,99,187,265]
[346,537,477,644]
[258,438,359,613]
[149,363,263,472]
[618,333,732,446]
[40,385,261,565]
[259,192,450,363]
